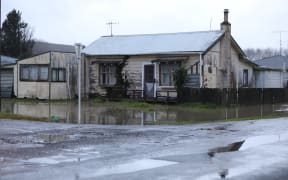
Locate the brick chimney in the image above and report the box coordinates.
[220,9,232,88]
[221,9,231,33]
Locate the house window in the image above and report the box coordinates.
[243,69,248,87]
[20,65,49,81]
[191,62,199,75]
[99,63,117,86]
[51,68,66,82]
[159,62,180,86]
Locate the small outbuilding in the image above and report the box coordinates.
[254,56,288,88]
[14,51,78,99]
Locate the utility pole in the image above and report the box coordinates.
[75,43,84,124]
[0,0,2,112]
[273,31,288,56]
[106,20,118,36]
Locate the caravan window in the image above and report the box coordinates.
[20,65,49,81]
[39,66,49,81]
[51,68,66,82]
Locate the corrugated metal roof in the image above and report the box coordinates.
[254,56,288,69]
[83,30,224,56]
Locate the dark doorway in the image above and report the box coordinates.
[144,64,155,99]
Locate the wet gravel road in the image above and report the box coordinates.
[1,118,288,180]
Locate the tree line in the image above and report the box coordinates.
[244,48,288,61]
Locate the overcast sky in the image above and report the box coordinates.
[2,0,288,49]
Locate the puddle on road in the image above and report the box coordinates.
[28,155,79,165]
[36,134,69,144]
[240,133,288,150]
[81,159,178,179]
[205,132,288,179]
[197,154,286,180]
[26,146,100,165]
[208,132,288,156]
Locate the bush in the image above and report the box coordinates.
[173,67,187,102]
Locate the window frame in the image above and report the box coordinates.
[20,64,49,82]
[51,68,66,82]
[99,63,117,86]
[159,62,181,87]
[191,62,199,75]
[243,69,249,87]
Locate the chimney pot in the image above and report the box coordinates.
[224,9,229,23]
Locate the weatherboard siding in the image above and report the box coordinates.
[254,71,283,88]
[230,47,254,88]
[124,56,153,90]
[203,41,221,88]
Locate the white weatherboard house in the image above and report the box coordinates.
[82,9,256,98]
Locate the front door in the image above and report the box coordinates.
[144,64,155,99]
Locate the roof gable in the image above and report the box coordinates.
[83,31,225,56]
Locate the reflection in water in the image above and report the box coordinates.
[206,132,288,180]
[219,169,229,179]
[208,141,245,157]
[208,132,288,157]
[1,101,288,125]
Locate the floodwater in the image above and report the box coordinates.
[1,101,288,125]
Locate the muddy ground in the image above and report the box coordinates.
[1,118,288,180]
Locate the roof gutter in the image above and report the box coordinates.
[83,51,205,57]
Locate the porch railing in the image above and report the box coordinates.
[126,89,177,103]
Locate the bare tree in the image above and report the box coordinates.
[244,48,284,61]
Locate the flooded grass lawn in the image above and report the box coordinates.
[1,98,288,125]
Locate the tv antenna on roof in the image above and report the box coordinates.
[210,18,213,31]
[273,30,288,56]
[106,20,119,36]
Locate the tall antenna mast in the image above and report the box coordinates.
[210,18,213,31]
[106,20,119,36]
[273,30,288,56]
